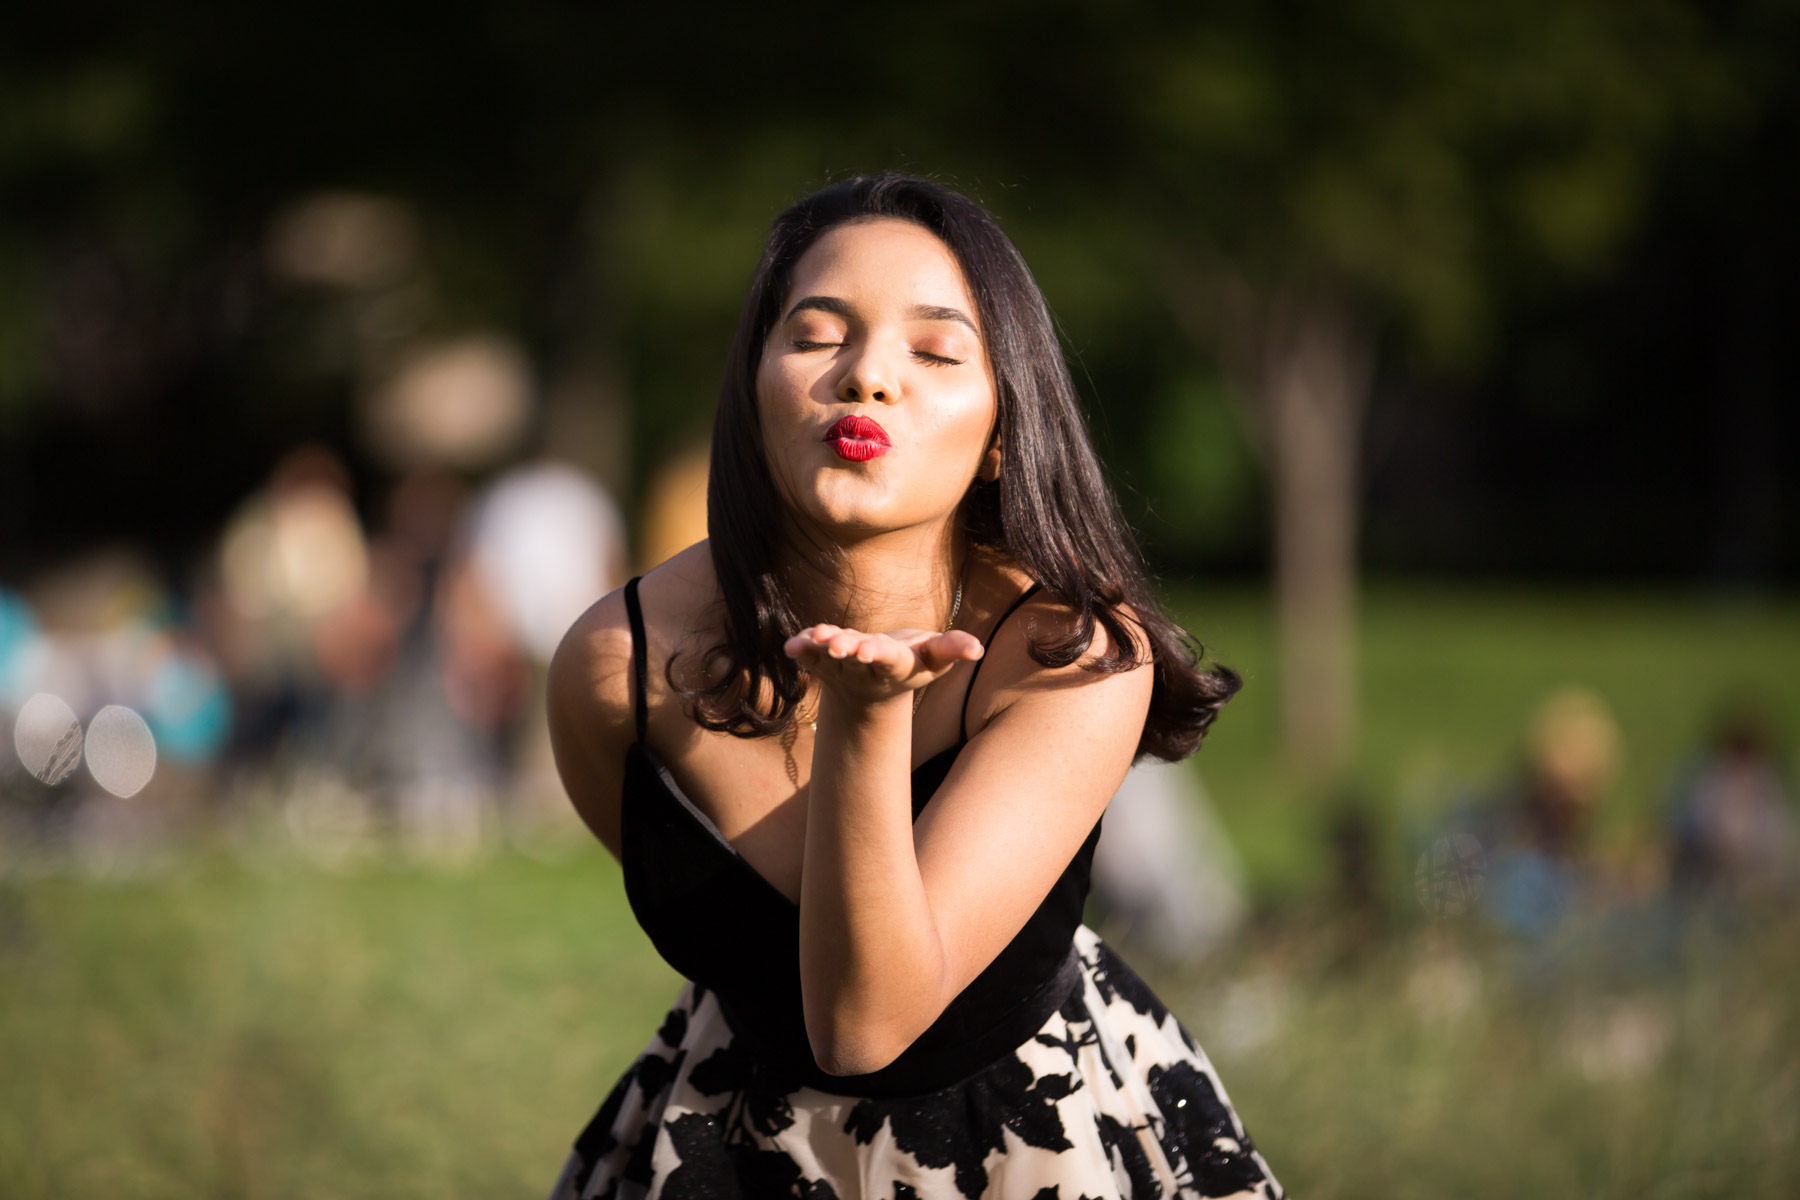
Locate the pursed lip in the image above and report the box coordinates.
[823,414,892,461]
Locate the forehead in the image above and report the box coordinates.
[785,219,976,319]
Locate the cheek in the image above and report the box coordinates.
[755,360,813,444]
[914,382,997,464]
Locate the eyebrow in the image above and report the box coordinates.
[908,303,979,333]
[783,295,979,334]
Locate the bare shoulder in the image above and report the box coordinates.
[545,541,720,854]
[633,540,722,655]
[544,583,634,855]
[963,565,1154,738]
[548,543,719,724]
[548,583,632,719]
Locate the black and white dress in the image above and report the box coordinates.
[550,580,1285,1200]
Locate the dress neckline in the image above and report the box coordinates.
[629,738,966,911]
[618,574,1042,912]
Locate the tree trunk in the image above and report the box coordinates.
[1257,296,1373,781]
[1164,269,1375,783]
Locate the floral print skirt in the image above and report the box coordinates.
[549,926,1284,1200]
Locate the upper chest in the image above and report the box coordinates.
[635,731,965,907]
[639,666,975,901]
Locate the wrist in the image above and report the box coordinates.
[817,688,912,733]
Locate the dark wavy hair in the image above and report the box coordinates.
[682,173,1239,762]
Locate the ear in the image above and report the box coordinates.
[979,442,1003,483]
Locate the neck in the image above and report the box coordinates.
[783,520,967,634]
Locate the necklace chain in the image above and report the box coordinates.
[914,573,965,714]
[797,569,965,730]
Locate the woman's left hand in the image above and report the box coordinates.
[784,625,984,708]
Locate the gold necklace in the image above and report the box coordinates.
[913,572,964,716]
[795,570,965,731]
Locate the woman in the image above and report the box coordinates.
[546,175,1284,1200]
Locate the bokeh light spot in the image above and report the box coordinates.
[84,704,157,798]
[14,692,83,785]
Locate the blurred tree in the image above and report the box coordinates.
[2,0,1788,730]
[1119,0,1734,780]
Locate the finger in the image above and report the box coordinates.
[851,635,919,678]
[850,633,890,665]
[915,630,984,671]
[825,630,865,660]
[786,625,843,659]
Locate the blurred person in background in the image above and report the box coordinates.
[313,465,486,858]
[1668,695,1796,905]
[199,440,626,858]
[443,459,627,844]
[0,551,225,870]
[1436,687,1625,943]
[204,445,372,770]
[1088,758,1250,967]
[545,175,1283,1199]
[1323,790,1388,964]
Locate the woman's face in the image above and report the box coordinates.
[756,218,997,540]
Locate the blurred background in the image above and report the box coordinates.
[3,2,1797,1196]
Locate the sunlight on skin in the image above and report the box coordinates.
[755,218,999,550]
[733,219,1152,1075]
[548,215,1149,1080]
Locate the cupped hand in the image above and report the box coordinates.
[784,624,984,707]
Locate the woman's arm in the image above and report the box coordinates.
[789,599,1151,1076]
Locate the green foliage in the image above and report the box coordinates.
[1141,372,1263,559]
[1129,0,1735,364]
[0,1,1762,468]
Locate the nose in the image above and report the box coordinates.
[835,340,896,404]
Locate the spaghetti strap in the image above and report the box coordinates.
[959,581,1044,741]
[622,576,649,745]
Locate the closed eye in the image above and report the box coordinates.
[913,349,964,366]
[793,340,842,351]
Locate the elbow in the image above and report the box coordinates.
[801,937,952,1077]
[803,987,946,1078]
[807,1023,913,1079]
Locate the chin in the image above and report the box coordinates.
[803,476,896,529]
[807,504,898,536]
[793,472,966,539]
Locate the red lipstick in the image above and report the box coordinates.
[824,414,892,462]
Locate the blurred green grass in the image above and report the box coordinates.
[0,852,681,1199]
[1193,904,1800,1200]
[3,585,1797,1198]
[1175,582,1800,905]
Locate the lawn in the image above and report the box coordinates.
[1176,582,1800,905]
[0,851,679,1198]
[3,584,1796,1198]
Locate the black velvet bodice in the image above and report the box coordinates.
[617,578,1099,1098]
